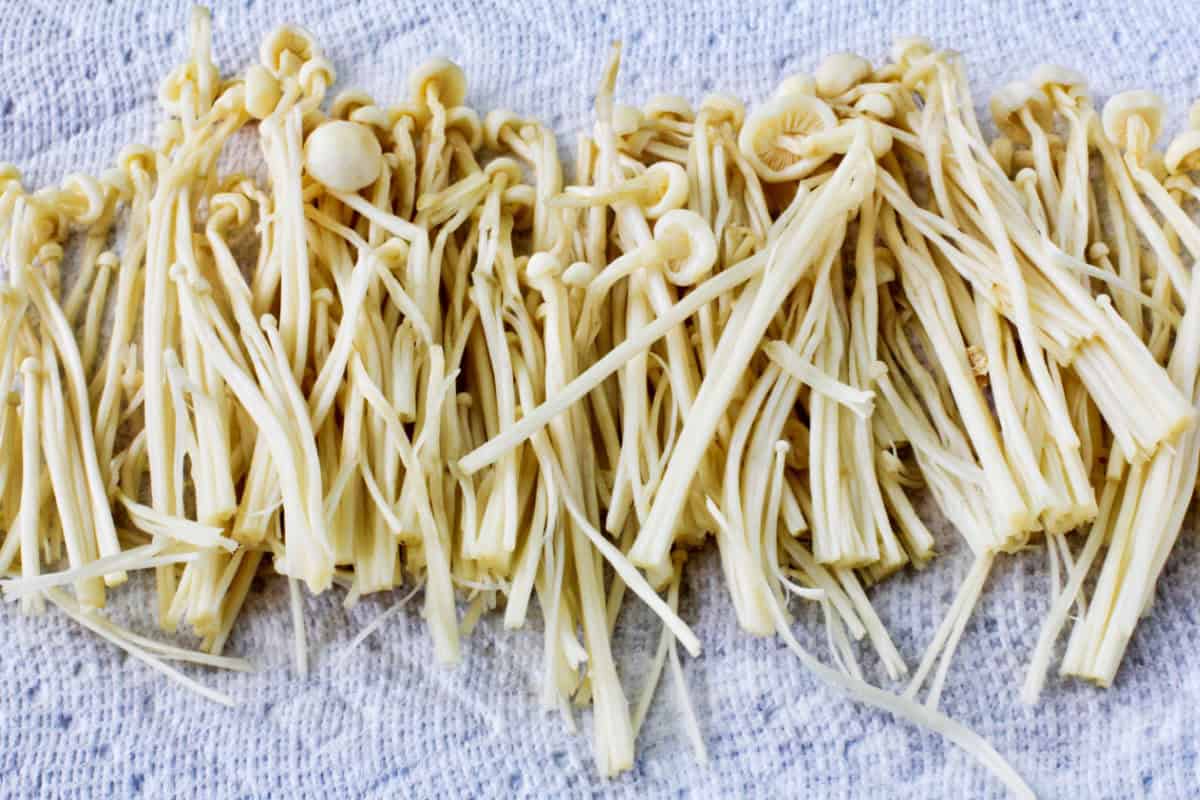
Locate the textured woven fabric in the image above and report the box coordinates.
[2,0,1200,797]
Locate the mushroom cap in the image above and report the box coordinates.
[502,184,536,230]
[525,252,564,282]
[653,209,717,286]
[260,25,317,77]
[484,109,525,150]
[298,56,336,99]
[699,93,745,127]
[1165,129,1200,174]
[641,162,689,219]
[1189,99,1200,131]
[814,52,873,98]
[390,100,430,130]
[738,92,837,182]
[245,64,283,120]
[19,357,41,378]
[117,145,155,179]
[445,106,483,150]
[209,192,253,228]
[304,120,384,193]
[611,104,644,137]
[561,261,597,288]
[1029,64,1087,96]
[772,74,817,100]
[989,136,1016,176]
[349,104,395,132]
[409,57,467,112]
[330,89,374,120]
[890,37,934,68]
[374,238,411,271]
[853,92,895,120]
[1102,90,1166,150]
[61,173,107,225]
[484,156,524,186]
[643,93,694,122]
[989,80,1051,143]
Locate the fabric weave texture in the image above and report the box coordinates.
[1,0,1199,797]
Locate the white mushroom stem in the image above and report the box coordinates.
[631,135,875,570]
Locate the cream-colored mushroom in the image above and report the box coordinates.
[1029,64,1087,102]
[738,92,838,181]
[990,80,1052,144]
[814,52,872,98]
[612,104,644,136]
[643,93,694,124]
[444,106,484,150]
[245,64,283,120]
[259,25,317,78]
[772,73,817,100]
[1102,90,1165,157]
[409,57,467,116]
[483,109,525,151]
[1165,129,1200,175]
[303,120,384,193]
[652,209,718,285]
[699,93,744,128]
[557,161,687,218]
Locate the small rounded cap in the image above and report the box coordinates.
[525,252,563,282]
[772,74,816,100]
[653,209,717,286]
[304,120,384,193]
[409,58,467,112]
[990,80,1051,143]
[814,52,872,98]
[643,93,694,122]
[1029,64,1087,97]
[245,65,282,119]
[738,93,837,181]
[1165,129,1200,174]
[484,109,525,149]
[611,104,644,136]
[1102,90,1165,151]
[699,93,745,127]
[640,162,689,219]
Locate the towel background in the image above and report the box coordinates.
[2,0,1199,796]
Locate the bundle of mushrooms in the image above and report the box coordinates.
[8,9,1200,793]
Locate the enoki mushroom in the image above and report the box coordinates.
[6,11,1200,795]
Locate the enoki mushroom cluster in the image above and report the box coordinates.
[4,9,1200,793]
